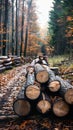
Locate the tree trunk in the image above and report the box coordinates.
[12,0,15,55]
[13,98,31,117]
[2,0,9,56]
[6,5,10,55]
[42,65,56,80]
[53,98,70,117]
[15,0,19,56]
[24,0,32,57]
[0,0,2,55]
[20,0,25,56]
[56,76,73,104]
[24,26,28,57]
[43,65,61,92]
[35,64,49,83]
[26,71,35,86]
[24,69,41,101]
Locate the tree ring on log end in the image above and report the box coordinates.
[36,70,49,83]
[37,100,51,114]
[25,85,41,100]
[53,99,69,117]
[48,80,61,92]
[13,99,31,117]
[65,88,73,104]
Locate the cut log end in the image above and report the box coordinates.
[36,70,49,83]
[48,80,61,92]
[65,89,73,104]
[13,99,31,116]
[26,85,40,100]
[37,100,51,114]
[53,99,69,117]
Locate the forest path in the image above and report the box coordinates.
[0,64,29,119]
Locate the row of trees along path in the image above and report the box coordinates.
[0,0,44,57]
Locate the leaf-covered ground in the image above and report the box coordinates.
[0,117,73,130]
[0,65,27,118]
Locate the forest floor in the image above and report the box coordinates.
[0,62,73,130]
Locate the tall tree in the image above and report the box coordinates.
[24,0,32,57]
[0,0,2,55]
[24,0,40,56]
[0,0,40,56]
[12,0,15,55]
[20,0,25,56]
[15,0,19,56]
[2,0,9,55]
[6,3,11,55]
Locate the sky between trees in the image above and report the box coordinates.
[35,0,53,29]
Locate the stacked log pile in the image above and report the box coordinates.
[0,56,33,73]
[13,63,73,118]
[0,56,7,72]
[11,56,22,66]
[0,56,23,73]
[3,57,13,70]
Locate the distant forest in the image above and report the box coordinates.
[0,0,73,57]
[48,0,73,56]
[0,0,52,57]
[0,0,41,56]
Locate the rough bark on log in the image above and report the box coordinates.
[24,67,41,101]
[56,76,73,104]
[25,84,41,101]
[42,65,61,92]
[26,71,35,86]
[13,99,31,117]
[37,93,51,114]
[42,65,56,81]
[53,98,70,117]
[35,64,49,83]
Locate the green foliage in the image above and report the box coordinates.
[48,55,68,66]
[48,0,73,56]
